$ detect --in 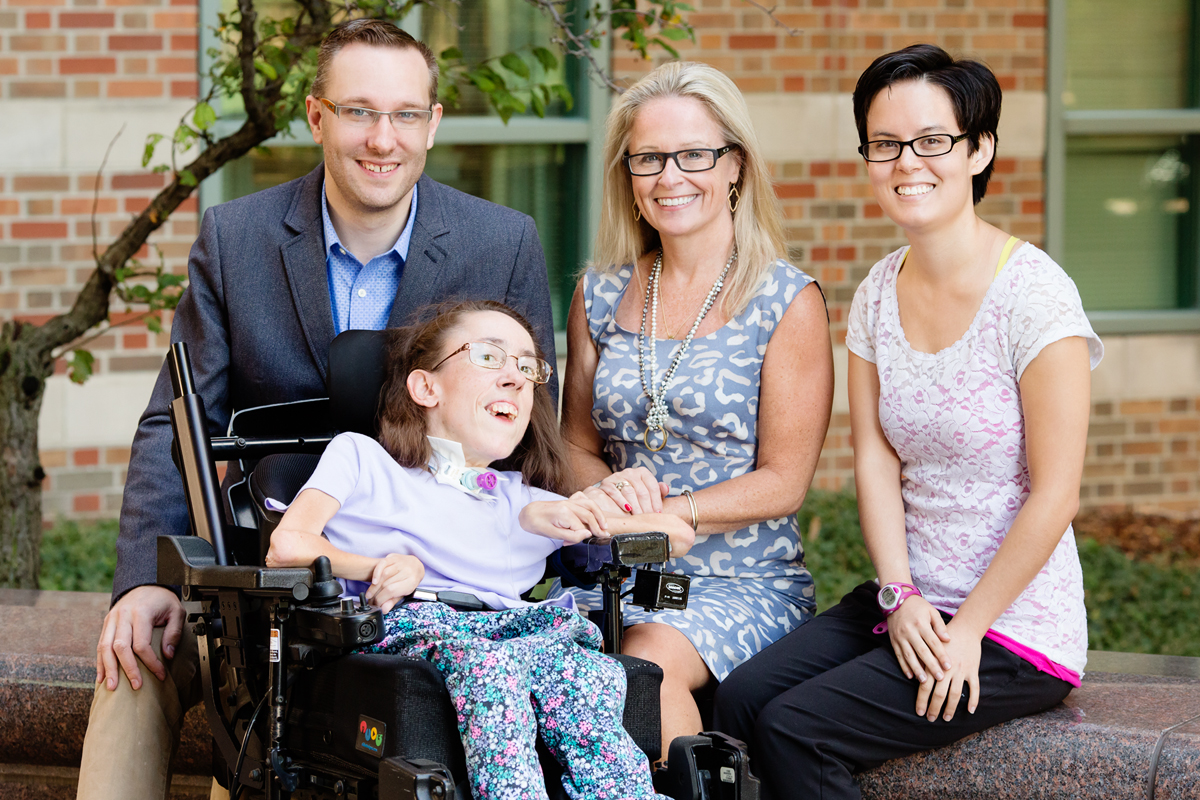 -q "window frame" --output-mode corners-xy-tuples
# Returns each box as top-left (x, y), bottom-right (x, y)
(1046, 0), (1200, 334)
(195, 0), (611, 329)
